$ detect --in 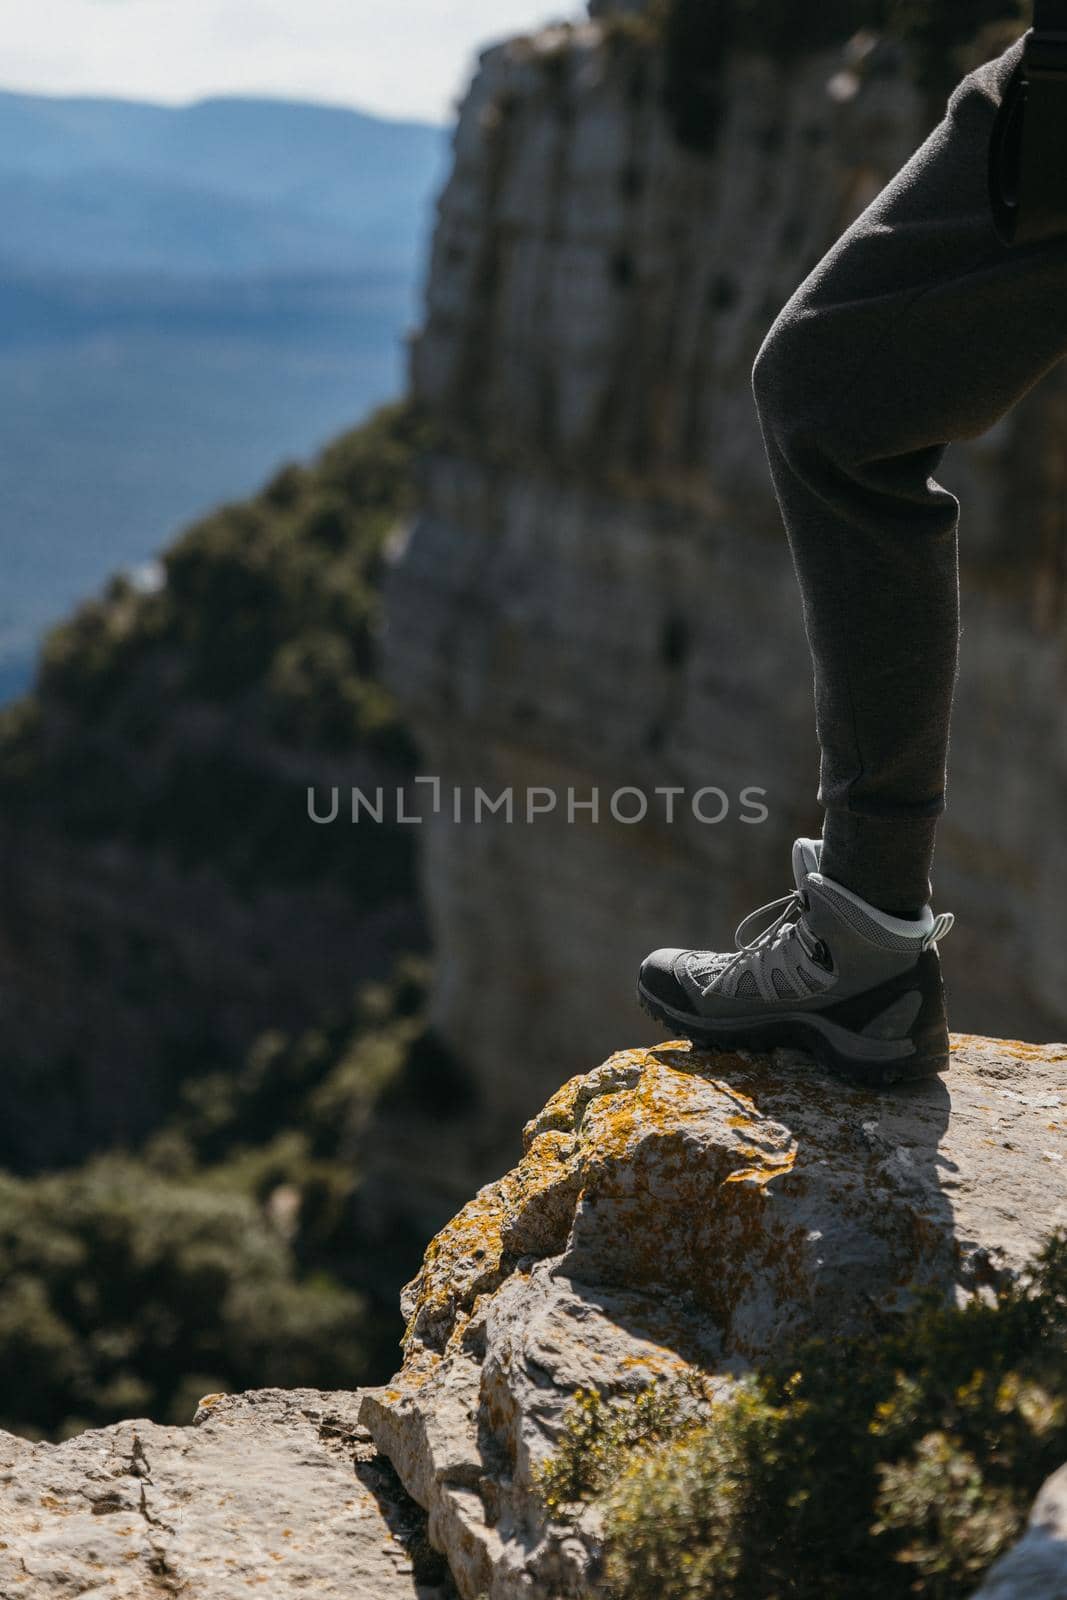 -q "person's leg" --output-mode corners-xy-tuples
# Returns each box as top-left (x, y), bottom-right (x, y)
(636, 30), (1067, 1081)
(751, 29), (1067, 917)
